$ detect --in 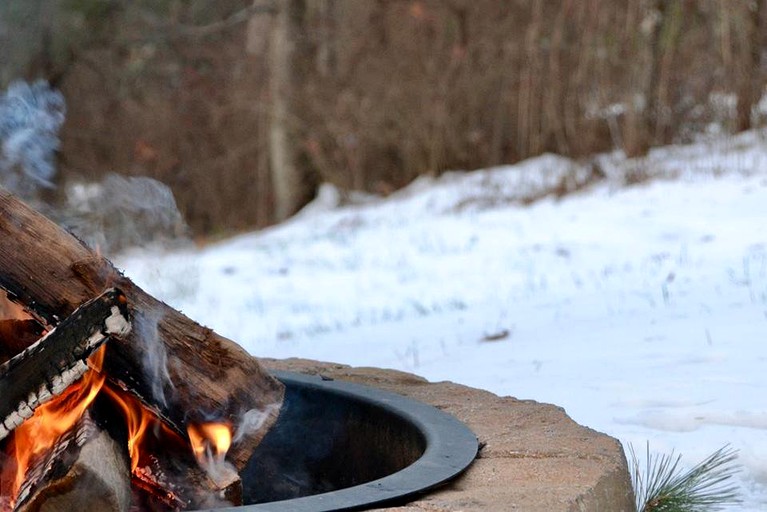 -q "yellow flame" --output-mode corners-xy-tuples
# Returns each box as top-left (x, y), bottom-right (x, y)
(101, 385), (153, 471)
(187, 422), (232, 466)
